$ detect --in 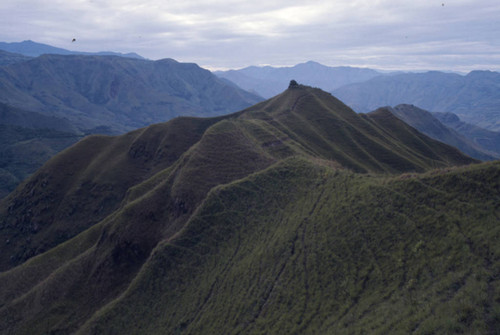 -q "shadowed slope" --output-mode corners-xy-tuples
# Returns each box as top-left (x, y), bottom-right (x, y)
(0, 115), (227, 270)
(0, 116), (277, 334)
